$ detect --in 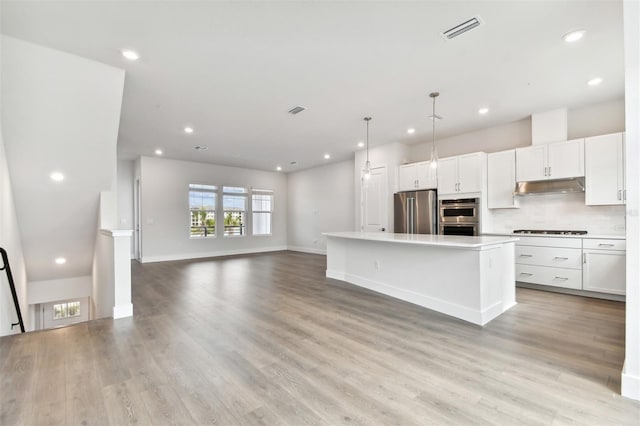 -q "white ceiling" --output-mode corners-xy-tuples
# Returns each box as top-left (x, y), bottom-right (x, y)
(1, 1), (625, 173)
